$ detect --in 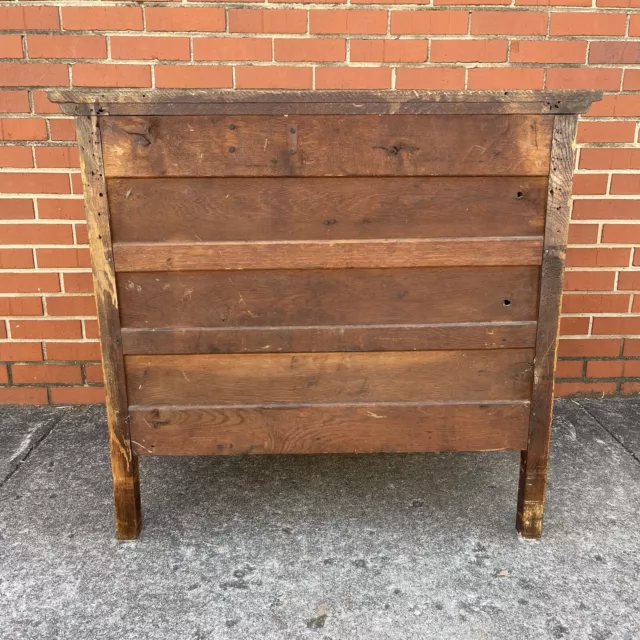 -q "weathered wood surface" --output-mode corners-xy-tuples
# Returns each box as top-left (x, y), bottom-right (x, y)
(125, 350), (534, 405)
(75, 116), (141, 540)
(117, 267), (540, 328)
(121, 322), (537, 355)
(108, 176), (547, 243)
(100, 115), (553, 177)
(113, 238), (544, 272)
(517, 114), (578, 540)
(129, 402), (531, 456)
